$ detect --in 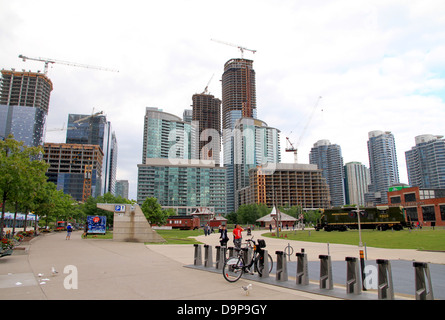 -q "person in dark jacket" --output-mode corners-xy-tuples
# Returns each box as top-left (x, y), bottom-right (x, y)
(219, 224), (229, 247)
